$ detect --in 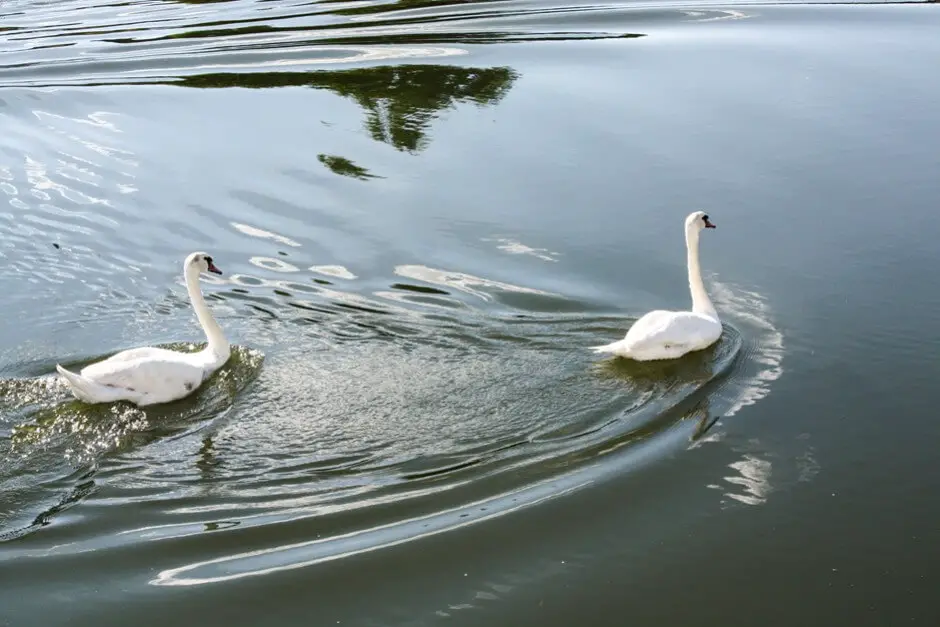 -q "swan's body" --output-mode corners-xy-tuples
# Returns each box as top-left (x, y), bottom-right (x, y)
(592, 211), (722, 361)
(56, 252), (230, 406)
